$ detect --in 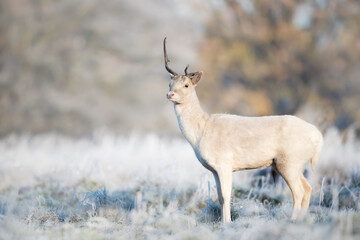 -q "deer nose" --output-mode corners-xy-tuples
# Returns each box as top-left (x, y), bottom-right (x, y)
(167, 91), (174, 99)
